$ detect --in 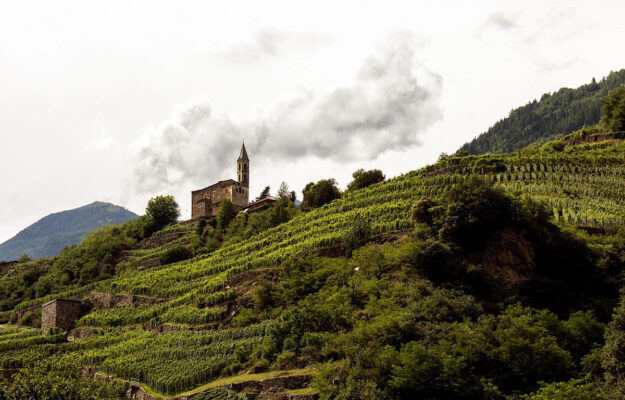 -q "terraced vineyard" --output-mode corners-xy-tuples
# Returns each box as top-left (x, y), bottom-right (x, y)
(2, 138), (625, 397)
